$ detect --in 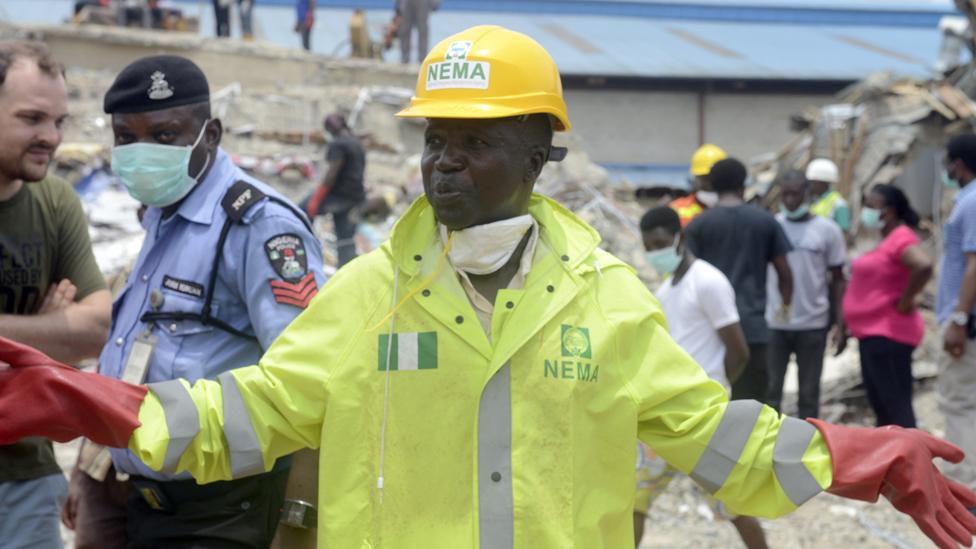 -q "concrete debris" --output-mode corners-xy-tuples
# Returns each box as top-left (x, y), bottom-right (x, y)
(754, 1), (976, 232)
